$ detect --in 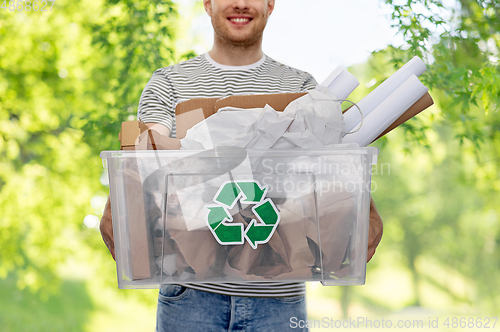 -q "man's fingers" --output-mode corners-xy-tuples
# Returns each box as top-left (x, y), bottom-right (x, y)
(367, 197), (383, 263)
(100, 196), (116, 261)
